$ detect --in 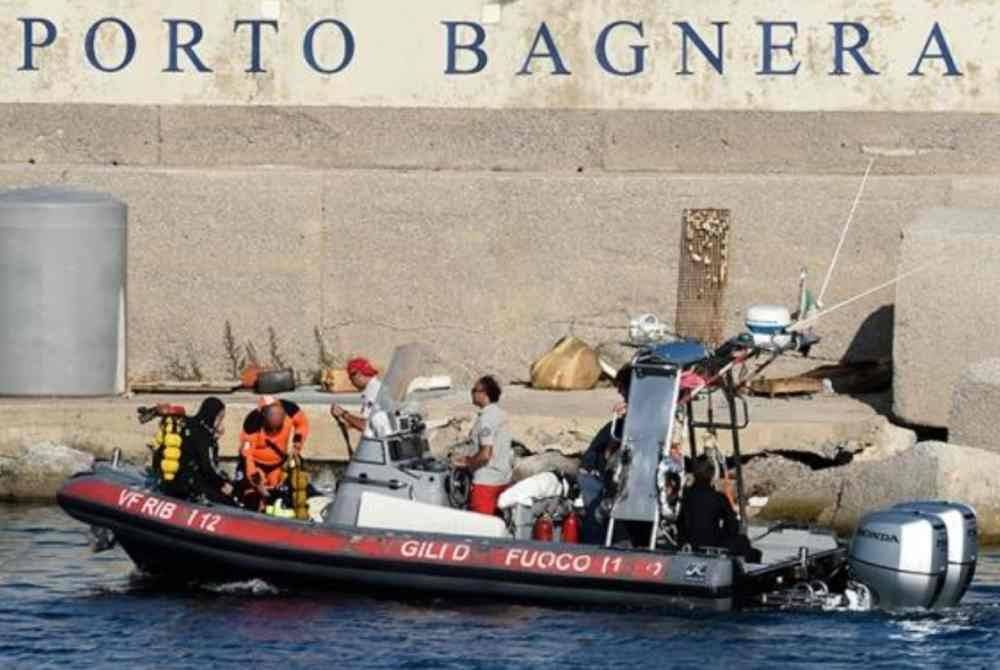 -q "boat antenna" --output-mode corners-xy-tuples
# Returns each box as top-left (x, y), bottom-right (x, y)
(817, 158), (876, 307)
